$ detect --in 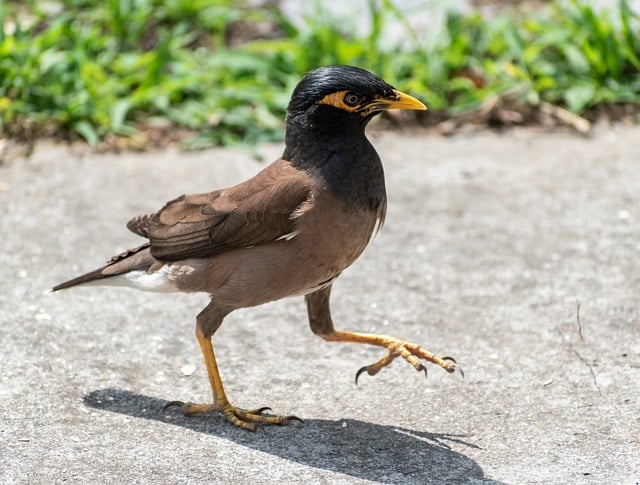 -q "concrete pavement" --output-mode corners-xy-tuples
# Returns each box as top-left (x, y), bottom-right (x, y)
(1, 126), (638, 483)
